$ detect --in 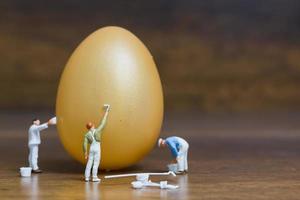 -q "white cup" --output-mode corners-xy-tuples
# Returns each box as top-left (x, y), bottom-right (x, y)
(167, 164), (178, 172)
(20, 167), (32, 177)
(131, 181), (143, 189)
(160, 181), (168, 189)
(136, 174), (149, 182)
